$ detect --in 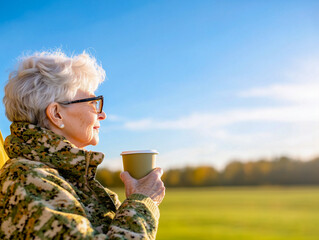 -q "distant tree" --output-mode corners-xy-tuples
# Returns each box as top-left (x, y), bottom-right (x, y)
(222, 161), (245, 185)
(268, 157), (294, 185)
(165, 169), (182, 187)
(96, 168), (124, 188)
(112, 170), (124, 187)
(181, 167), (196, 186)
(292, 157), (319, 185)
(95, 156), (319, 188)
(96, 168), (114, 187)
(256, 160), (272, 184)
(192, 166), (219, 186)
